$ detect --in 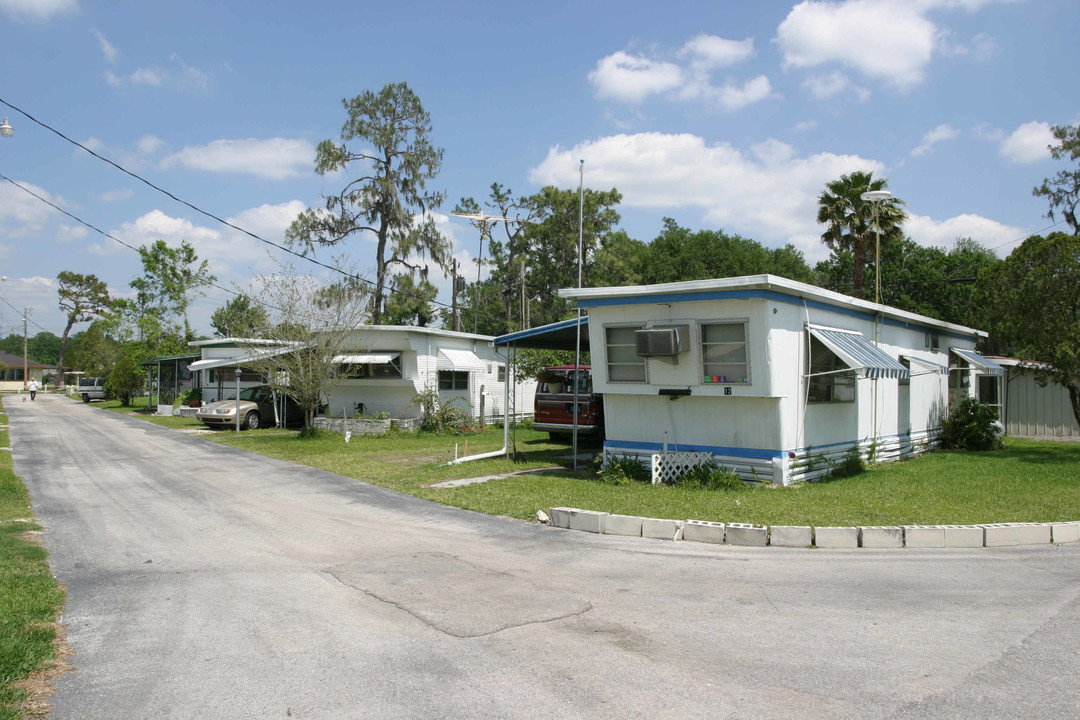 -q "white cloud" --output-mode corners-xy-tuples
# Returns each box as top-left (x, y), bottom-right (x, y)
(588, 51), (683, 104)
(160, 138), (315, 180)
(709, 76), (775, 111)
(590, 35), (771, 112)
(999, 121), (1054, 164)
(906, 212), (1023, 249)
(529, 131), (885, 261)
(130, 67), (165, 87)
(777, 0), (937, 89)
(90, 28), (118, 64)
(911, 123), (960, 156)
(98, 189), (133, 202)
(801, 71), (871, 101)
(680, 34), (754, 69)
(137, 135), (165, 155)
(0, 180), (62, 237)
(0, 0), (77, 22)
(56, 225), (88, 243)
